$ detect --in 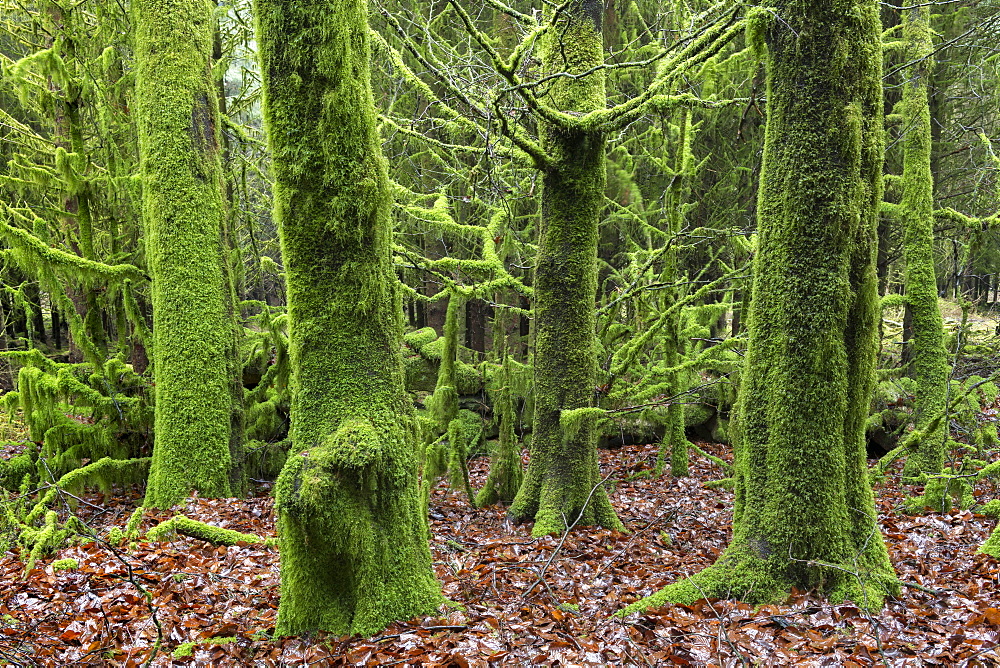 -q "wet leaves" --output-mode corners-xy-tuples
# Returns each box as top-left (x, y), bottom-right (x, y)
(1, 441), (999, 665)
